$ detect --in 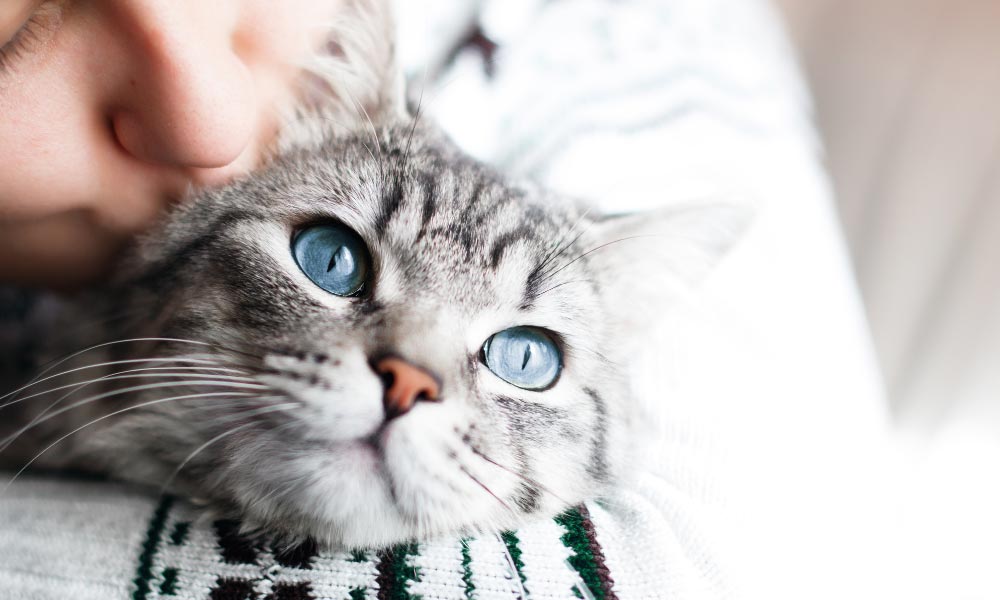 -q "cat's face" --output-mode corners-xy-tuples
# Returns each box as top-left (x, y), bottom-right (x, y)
(84, 122), (651, 547)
